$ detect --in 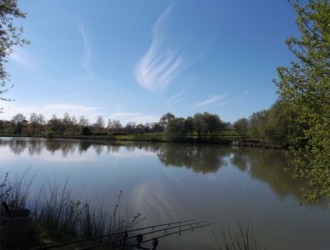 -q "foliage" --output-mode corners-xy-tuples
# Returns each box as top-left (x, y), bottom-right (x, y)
(163, 117), (186, 141)
(0, 171), (143, 248)
(247, 100), (292, 146)
(193, 112), (223, 138)
(0, 0), (29, 103)
(274, 0), (330, 200)
(0, 111), (228, 141)
(159, 112), (175, 129)
(80, 126), (92, 136)
(233, 118), (248, 138)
